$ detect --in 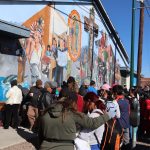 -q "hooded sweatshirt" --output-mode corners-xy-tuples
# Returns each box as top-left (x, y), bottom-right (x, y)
(38, 103), (110, 150)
